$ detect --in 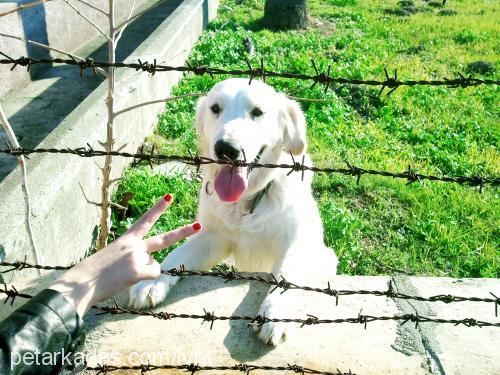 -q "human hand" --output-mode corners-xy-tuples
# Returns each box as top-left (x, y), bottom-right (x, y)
(49, 194), (201, 317)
